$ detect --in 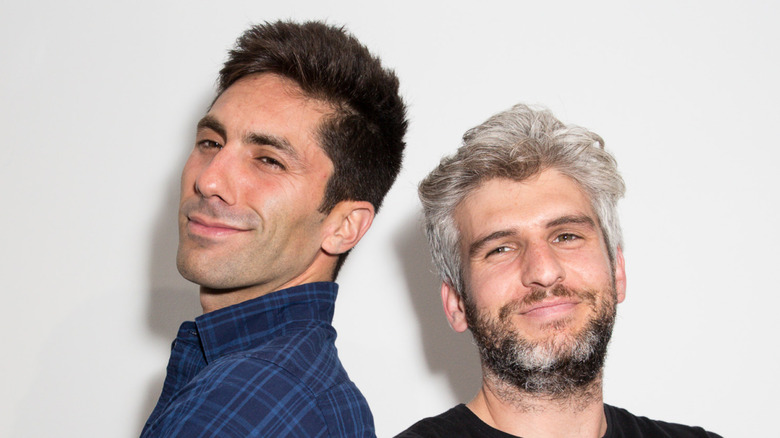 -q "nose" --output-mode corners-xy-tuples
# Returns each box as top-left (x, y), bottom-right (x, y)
(520, 241), (565, 289)
(193, 147), (237, 205)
